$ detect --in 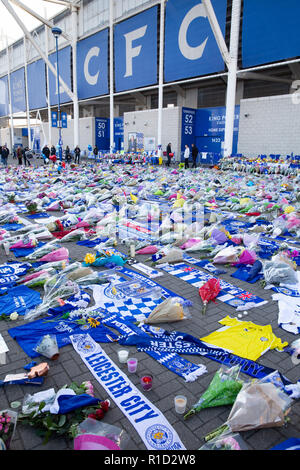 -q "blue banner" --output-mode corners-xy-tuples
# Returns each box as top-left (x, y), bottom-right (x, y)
(11, 67), (26, 113)
(114, 117), (124, 151)
(51, 111), (58, 128)
(164, 0), (227, 82)
(114, 6), (158, 92)
(61, 111), (68, 128)
(0, 76), (9, 117)
(95, 117), (110, 151)
(195, 106), (240, 154)
(242, 0), (300, 67)
(48, 46), (71, 105)
(181, 107), (196, 159)
(27, 59), (47, 110)
(77, 28), (109, 100)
